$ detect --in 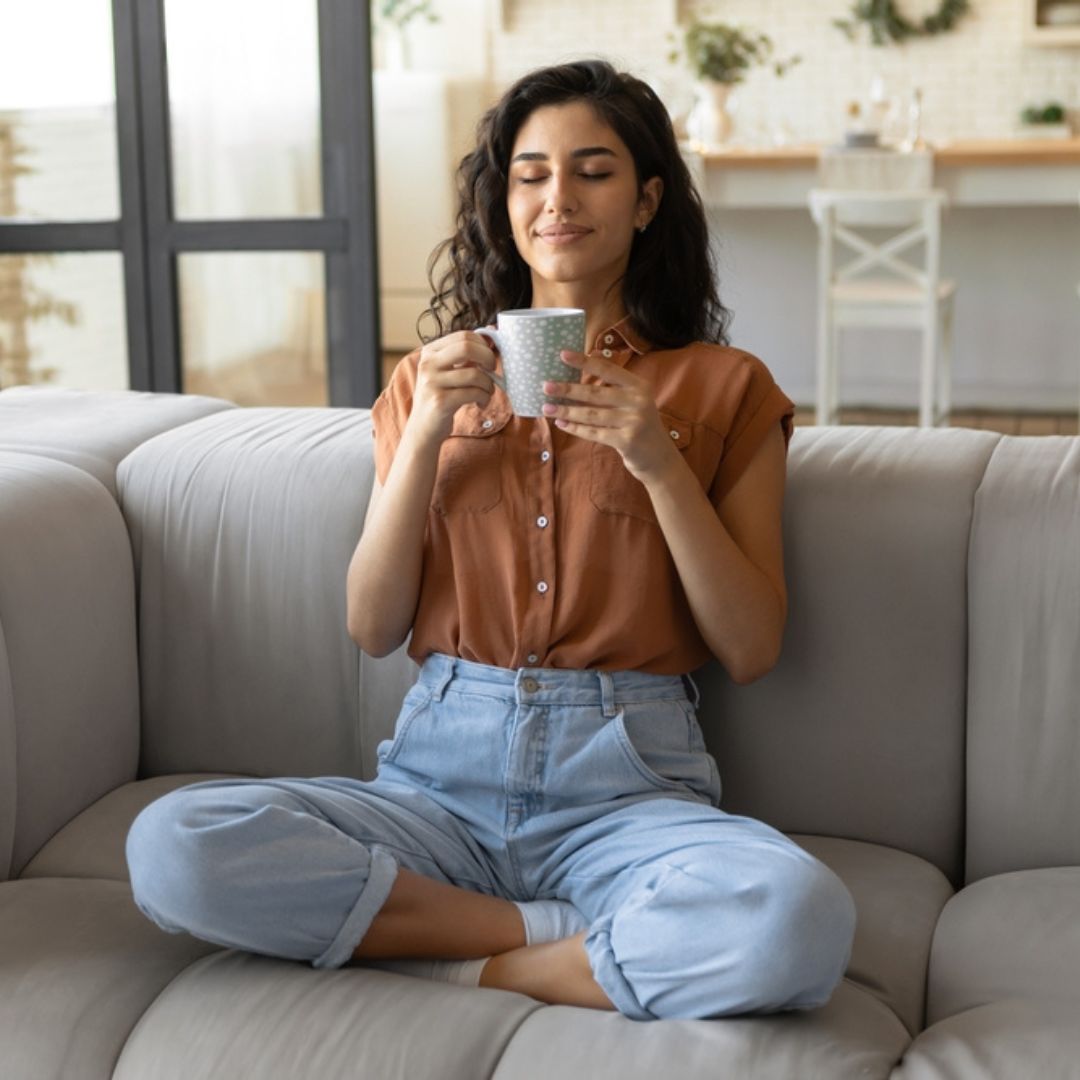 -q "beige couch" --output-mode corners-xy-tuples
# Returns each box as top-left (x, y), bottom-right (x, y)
(1, 385), (1078, 1079)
